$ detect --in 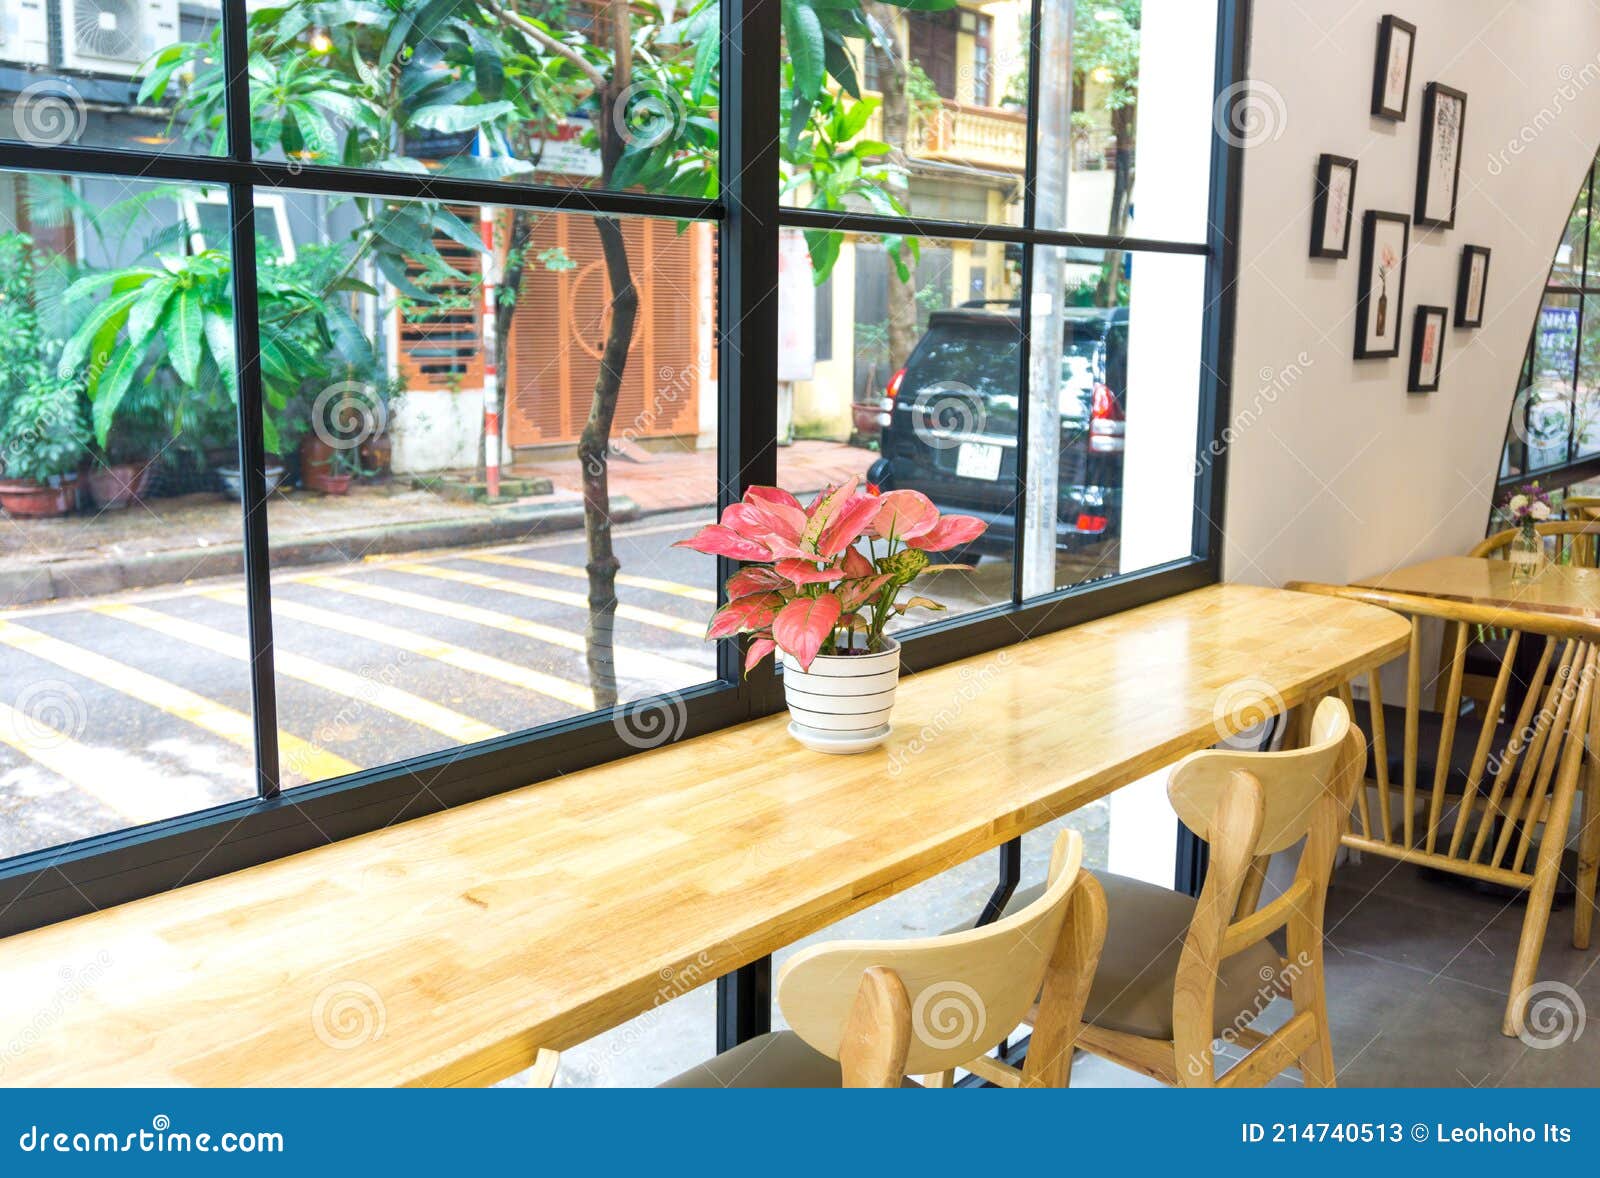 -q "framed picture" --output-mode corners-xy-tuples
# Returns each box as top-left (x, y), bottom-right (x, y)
(1454, 244), (1491, 327)
(1355, 210), (1410, 359)
(1415, 82), (1467, 228)
(1371, 15), (1416, 120)
(1310, 154), (1358, 259)
(1409, 305), (1447, 392)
